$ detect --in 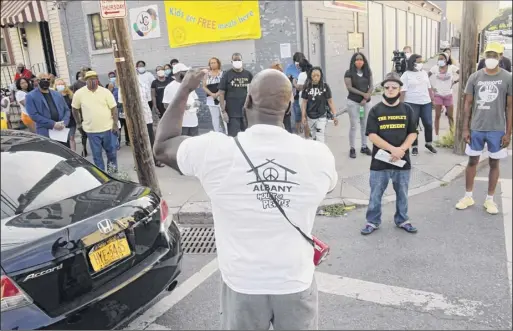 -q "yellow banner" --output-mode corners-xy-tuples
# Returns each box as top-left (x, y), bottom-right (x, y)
(164, 0), (261, 48)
